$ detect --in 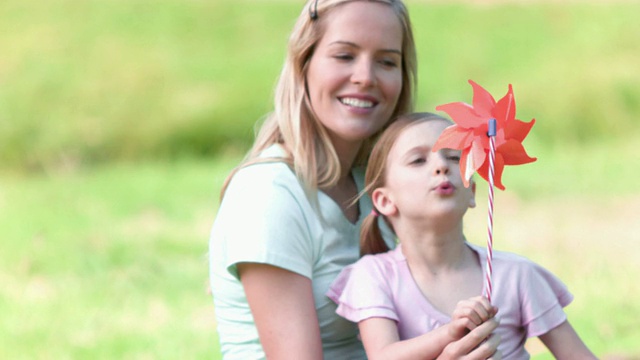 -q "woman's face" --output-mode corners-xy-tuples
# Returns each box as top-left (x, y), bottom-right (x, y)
(306, 1), (403, 152)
